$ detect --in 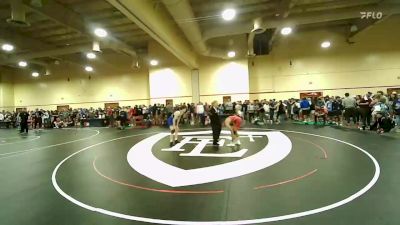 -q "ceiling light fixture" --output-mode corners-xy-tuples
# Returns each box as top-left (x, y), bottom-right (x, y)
(227, 51), (236, 58)
(222, 9), (236, 21)
(85, 66), (94, 72)
(86, 52), (96, 59)
(281, 27), (292, 35)
(150, 59), (159, 66)
(94, 28), (107, 38)
(1, 43), (14, 52)
(18, 61), (28, 67)
(32, 72), (39, 77)
(321, 41), (331, 48)
(92, 41), (101, 52)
